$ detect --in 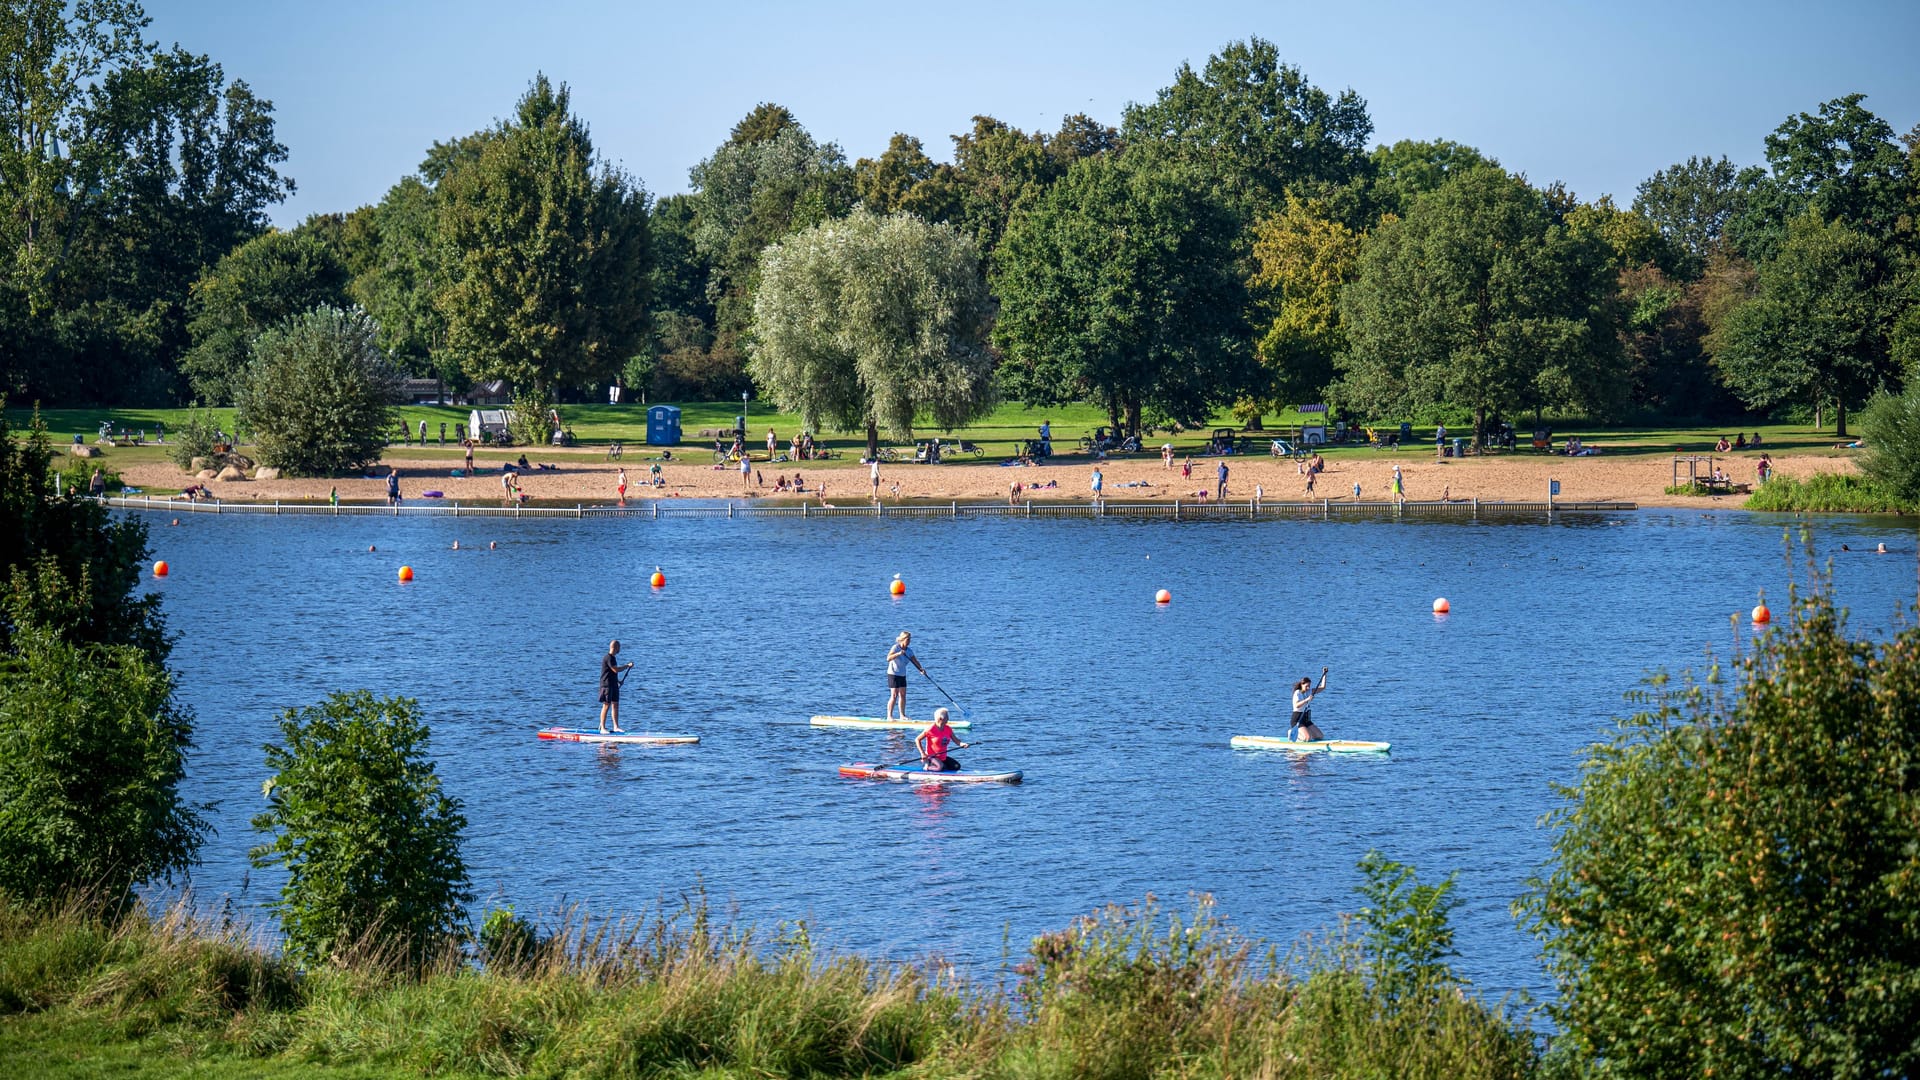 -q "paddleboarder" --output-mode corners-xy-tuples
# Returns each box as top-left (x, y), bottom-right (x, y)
(1290, 667), (1329, 742)
(916, 708), (968, 772)
(598, 640), (634, 734)
(886, 631), (927, 722)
